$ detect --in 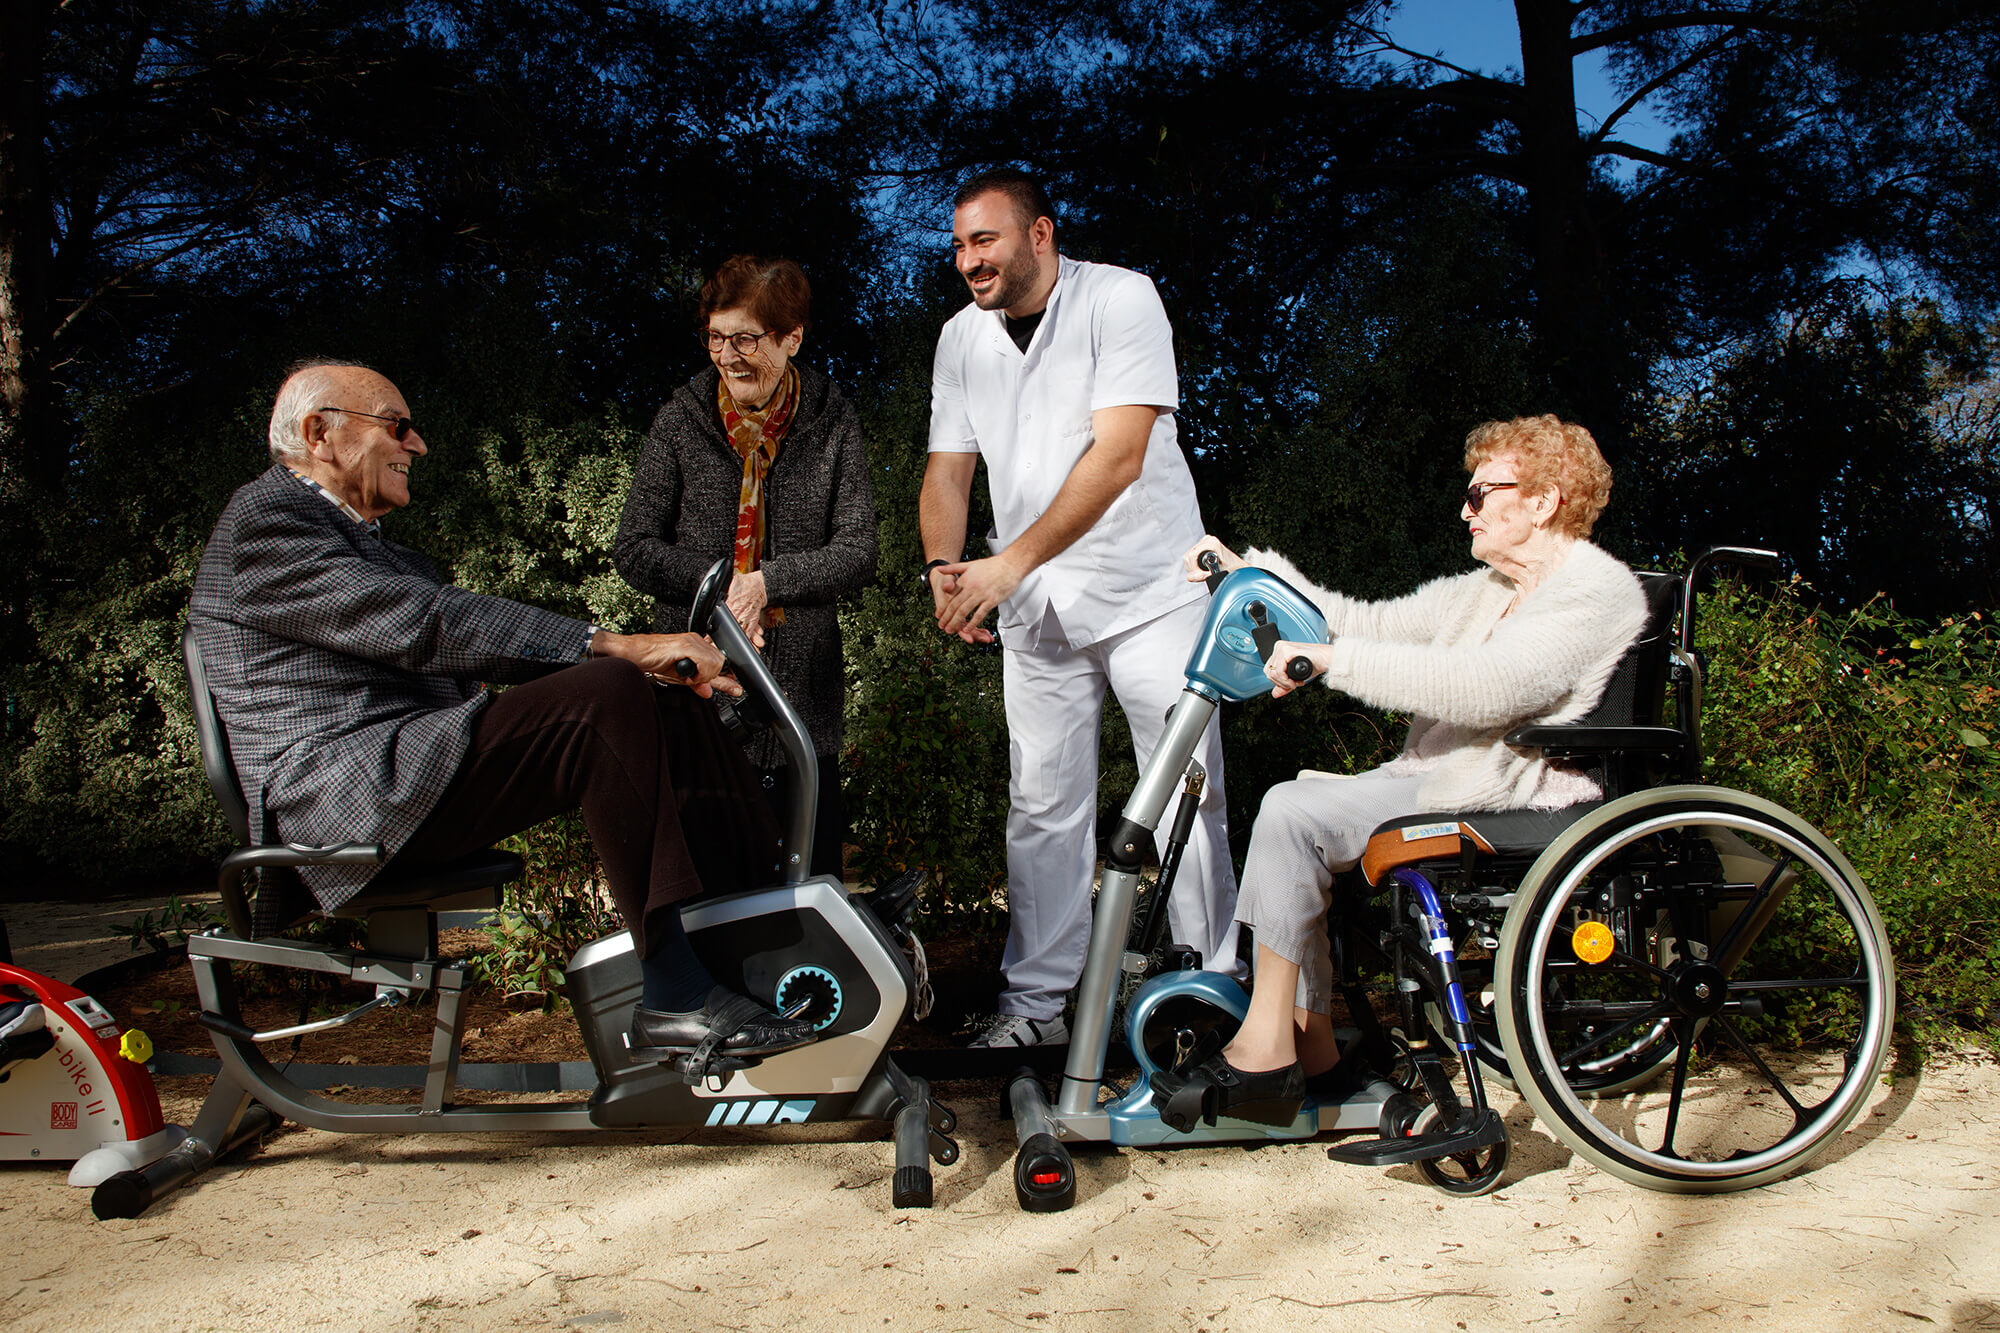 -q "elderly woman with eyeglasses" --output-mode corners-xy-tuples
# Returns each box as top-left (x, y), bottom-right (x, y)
(1155, 415), (1647, 1126)
(615, 255), (877, 879)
